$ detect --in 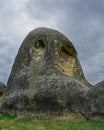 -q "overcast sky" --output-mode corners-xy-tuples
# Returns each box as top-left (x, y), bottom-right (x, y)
(0, 0), (104, 85)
